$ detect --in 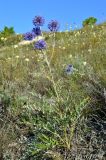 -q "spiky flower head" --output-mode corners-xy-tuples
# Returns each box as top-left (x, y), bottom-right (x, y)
(48, 20), (60, 32)
(34, 40), (46, 50)
(32, 27), (41, 36)
(65, 64), (74, 75)
(23, 32), (35, 40)
(33, 16), (45, 26)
